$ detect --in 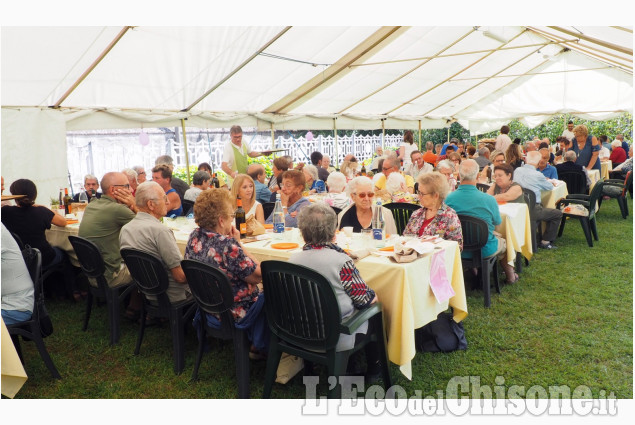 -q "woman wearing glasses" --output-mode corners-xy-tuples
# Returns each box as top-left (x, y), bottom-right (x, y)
(403, 172), (463, 249)
(264, 169), (310, 228)
(337, 176), (397, 234)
